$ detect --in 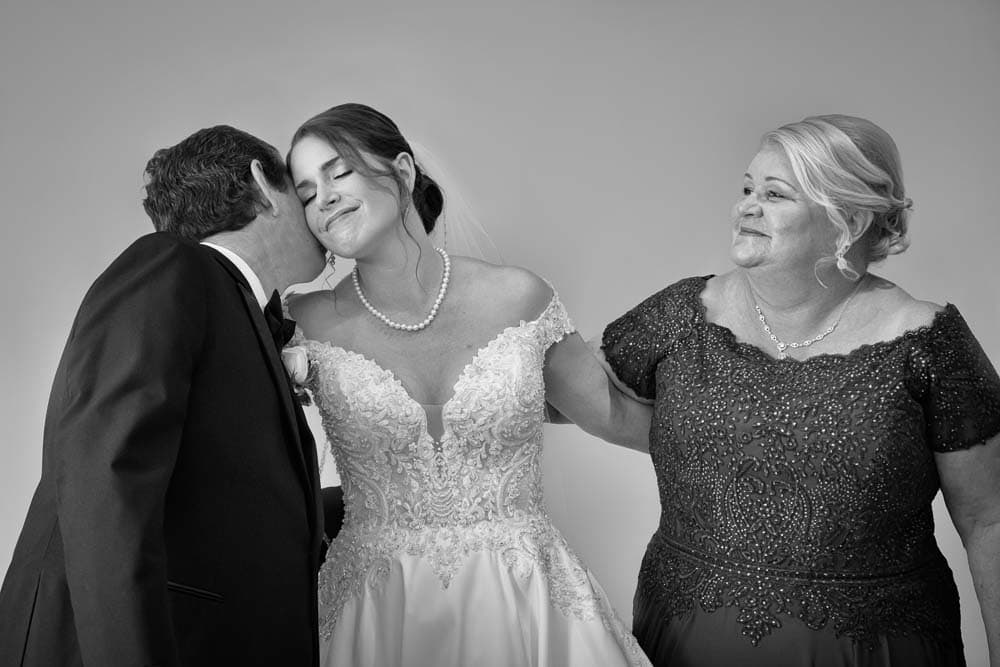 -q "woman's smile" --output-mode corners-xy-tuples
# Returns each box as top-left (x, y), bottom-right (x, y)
(323, 204), (360, 232)
(737, 225), (769, 237)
